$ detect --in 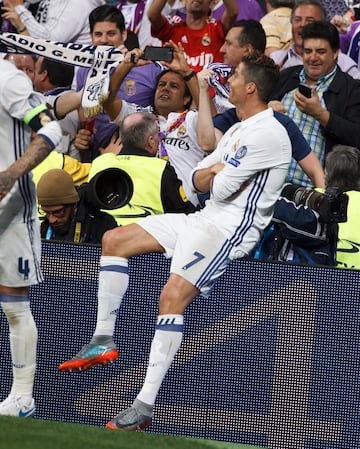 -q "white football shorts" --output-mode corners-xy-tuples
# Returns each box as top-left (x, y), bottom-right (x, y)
(0, 220), (43, 287)
(139, 213), (246, 297)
